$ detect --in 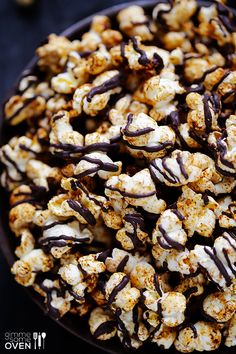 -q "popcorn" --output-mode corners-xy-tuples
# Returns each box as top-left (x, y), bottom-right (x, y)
(152, 209), (187, 250)
(36, 211), (93, 258)
(105, 272), (140, 311)
(153, 0), (197, 31)
(190, 232), (236, 289)
(105, 169), (166, 214)
(135, 69), (185, 121)
(73, 70), (122, 116)
(111, 36), (167, 73)
(121, 112), (175, 160)
(116, 208), (148, 250)
(4, 95), (46, 125)
(117, 6), (156, 41)
(219, 199), (236, 228)
(12, 248), (53, 286)
(225, 313), (236, 347)
(36, 279), (72, 319)
(151, 324), (177, 349)
(175, 321), (221, 352)
(150, 150), (213, 187)
(2, 1), (236, 351)
(177, 186), (220, 237)
(89, 307), (116, 340)
(0, 135), (42, 189)
(186, 92), (221, 133)
(68, 151), (122, 180)
(214, 115), (236, 177)
(203, 286), (236, 322)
